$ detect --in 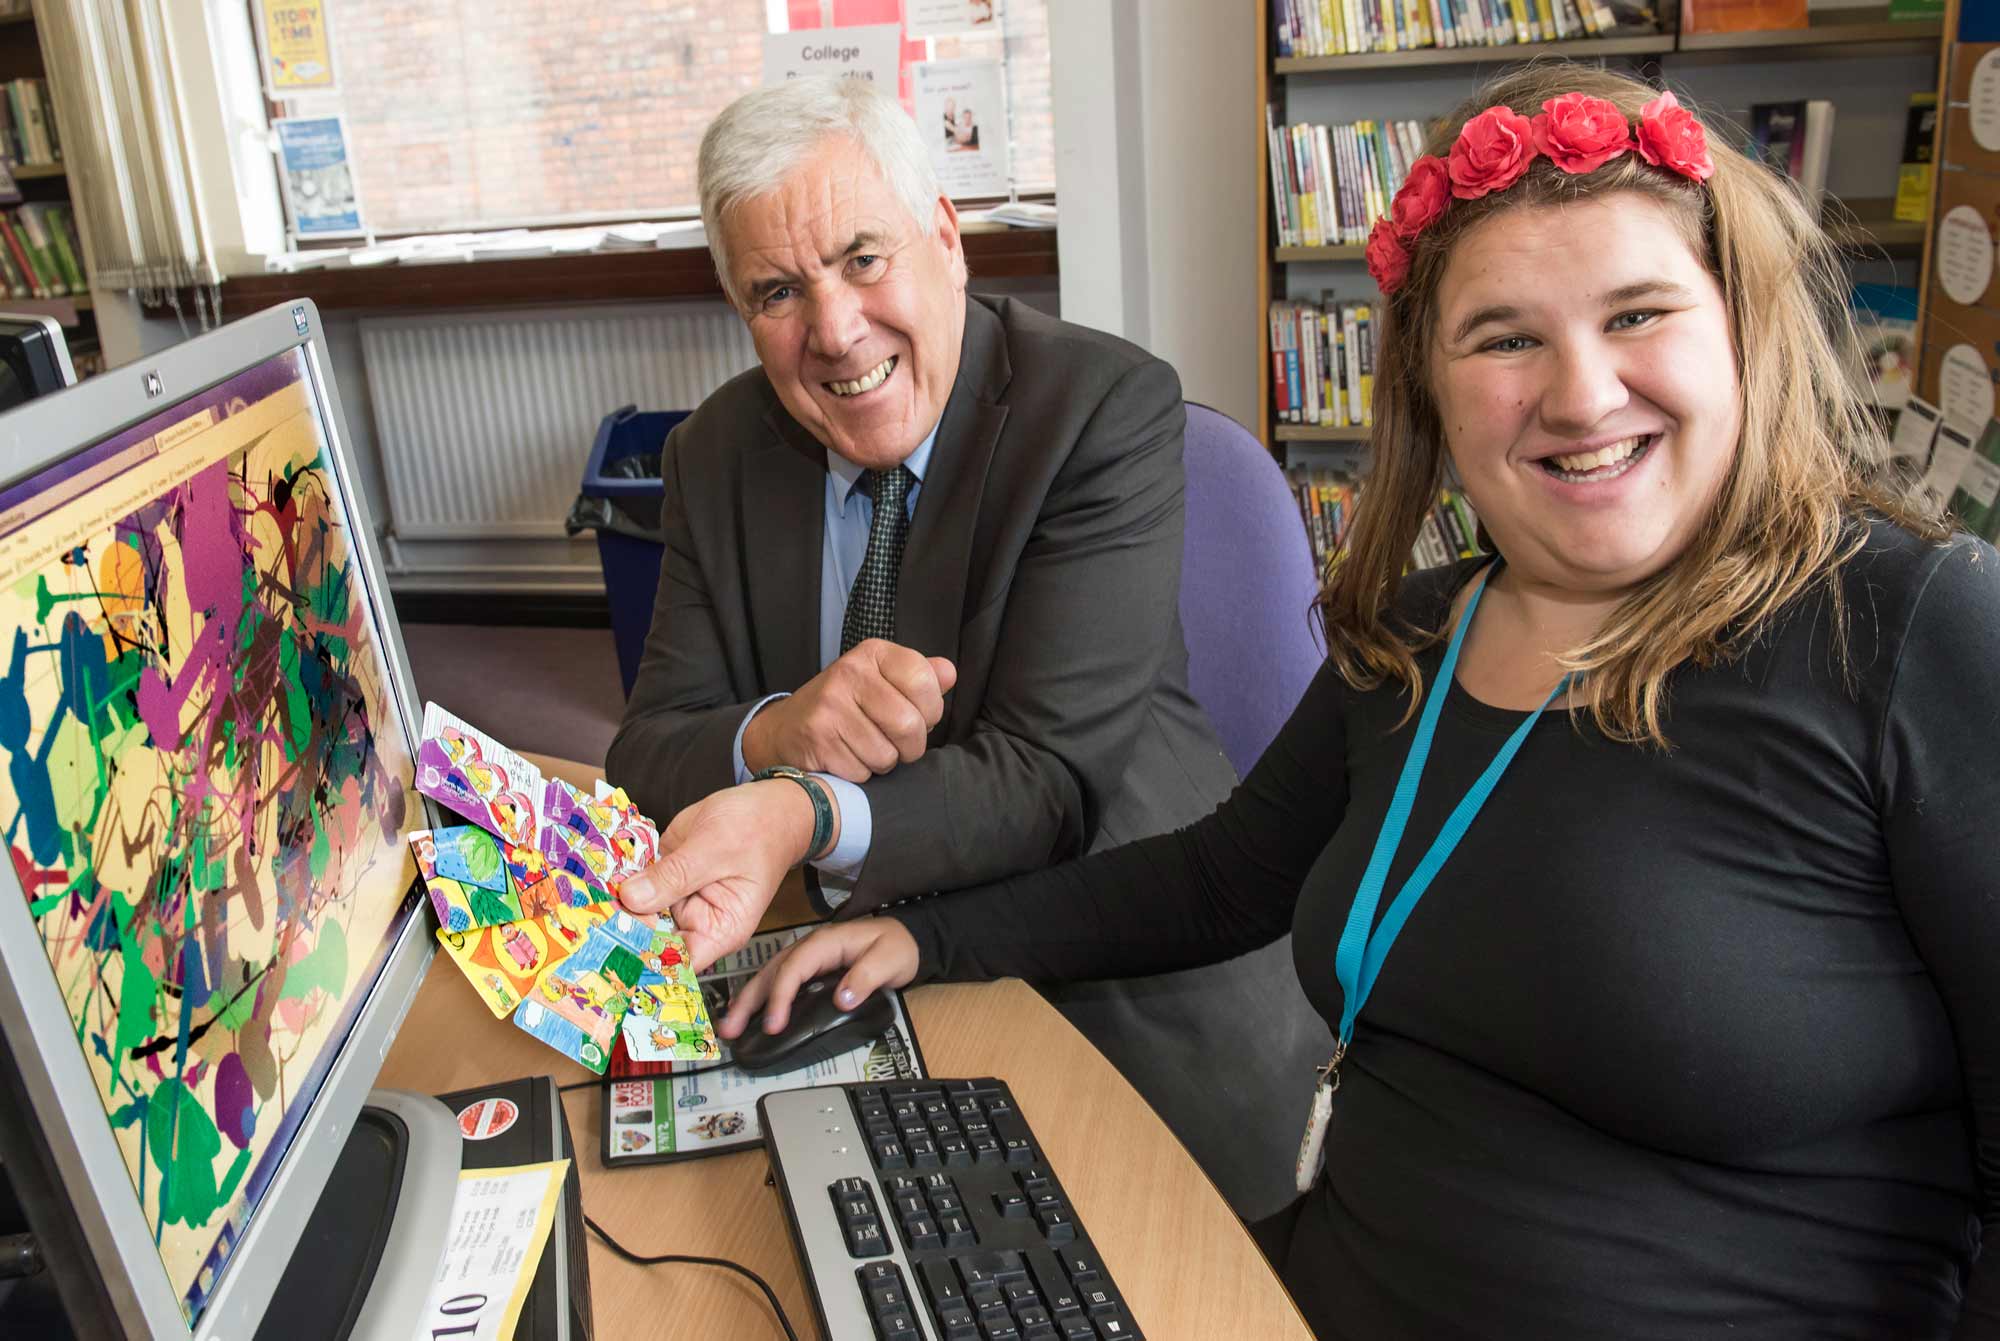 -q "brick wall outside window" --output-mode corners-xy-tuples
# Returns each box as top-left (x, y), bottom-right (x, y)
(318, 1), (1053, 237)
